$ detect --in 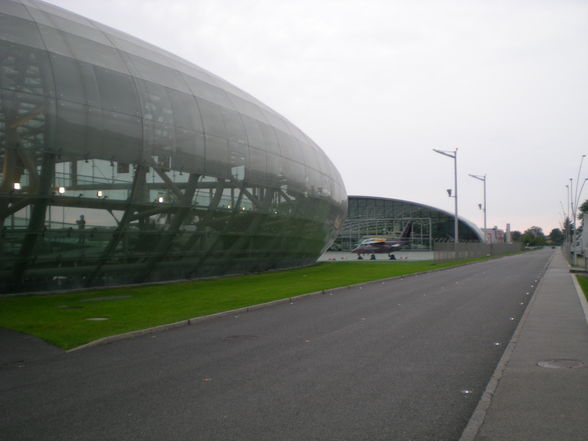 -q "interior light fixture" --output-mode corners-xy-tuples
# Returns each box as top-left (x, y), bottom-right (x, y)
(97, 190), (104, 198)
(13, 182), (21, 190)
(58, 186), (65, 194)
(157, 196), (164, 203)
